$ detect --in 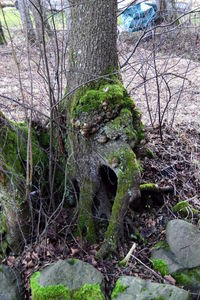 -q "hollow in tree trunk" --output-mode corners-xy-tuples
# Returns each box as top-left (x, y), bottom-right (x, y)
(65, 0), (143, 258)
